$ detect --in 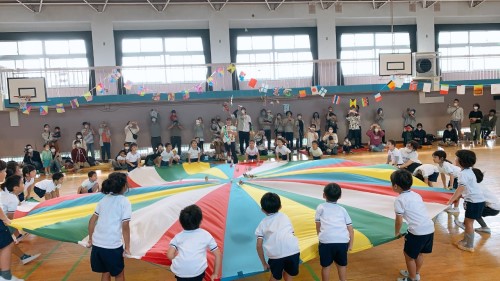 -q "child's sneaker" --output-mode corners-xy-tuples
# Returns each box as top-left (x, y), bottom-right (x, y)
(0, 276), (24, 281)
(445, 206), (460, 213)
(456, 240), (474, 252)
(20, 253), (41, 265)
(454, 219), (465, 230)
(397, 277), (416, 281)
(399, 270), (421, 281)
(475, 227), (491, 234)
